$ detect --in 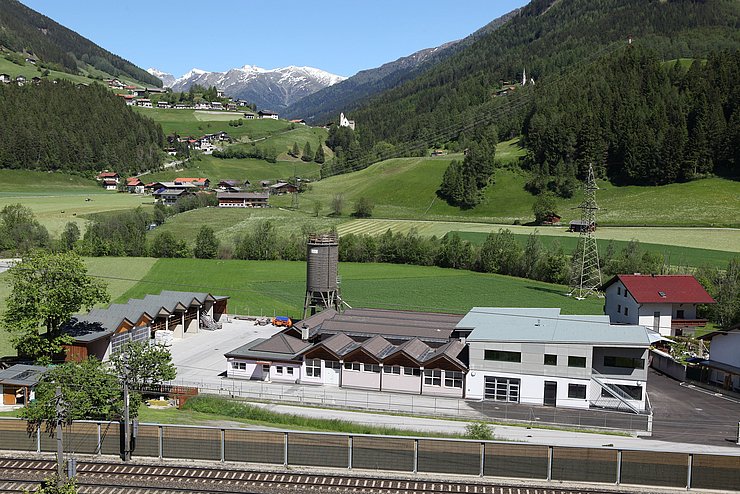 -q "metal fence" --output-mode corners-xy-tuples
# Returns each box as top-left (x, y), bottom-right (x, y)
(166, 379), (651, 433)
(0, 418), (737, 490)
